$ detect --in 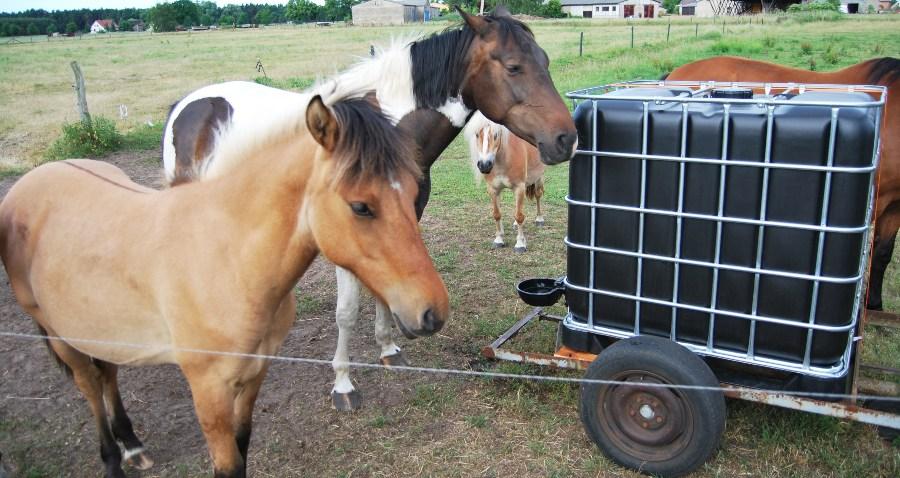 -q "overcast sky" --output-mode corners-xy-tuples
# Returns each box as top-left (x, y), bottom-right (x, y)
(3, 1), (291, 14)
